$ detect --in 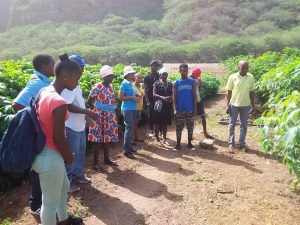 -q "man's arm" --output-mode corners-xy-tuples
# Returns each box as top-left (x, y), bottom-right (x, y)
(12, 102), (25, 112)
(144, 81), (150, 106)
(193, 80), (197, 116)
(250, 91), (256, 114)
(67, 104), (98, 120)
(226, 90), (232, 114)
(172, 82), (177, 115)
